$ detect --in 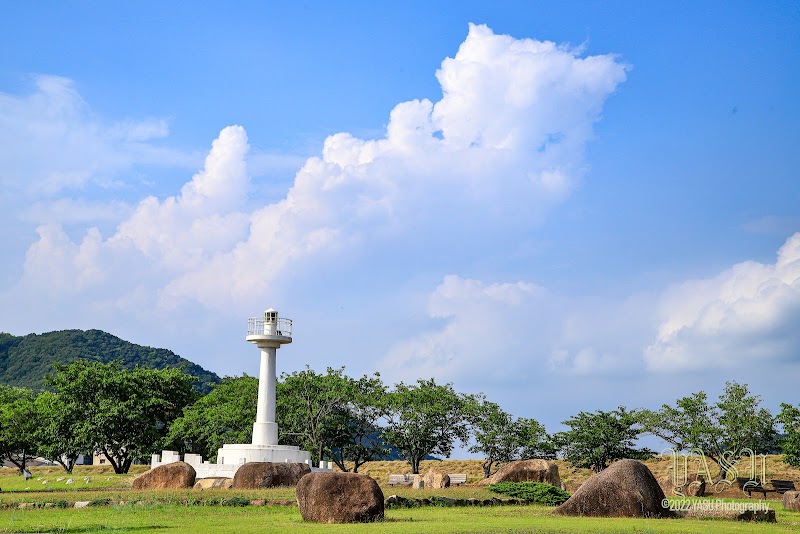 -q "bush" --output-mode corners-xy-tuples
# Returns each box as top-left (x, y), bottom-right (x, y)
(88, 498), (111, 507)
(488, 482), (569, 506)
(222, 496), (251, 507)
